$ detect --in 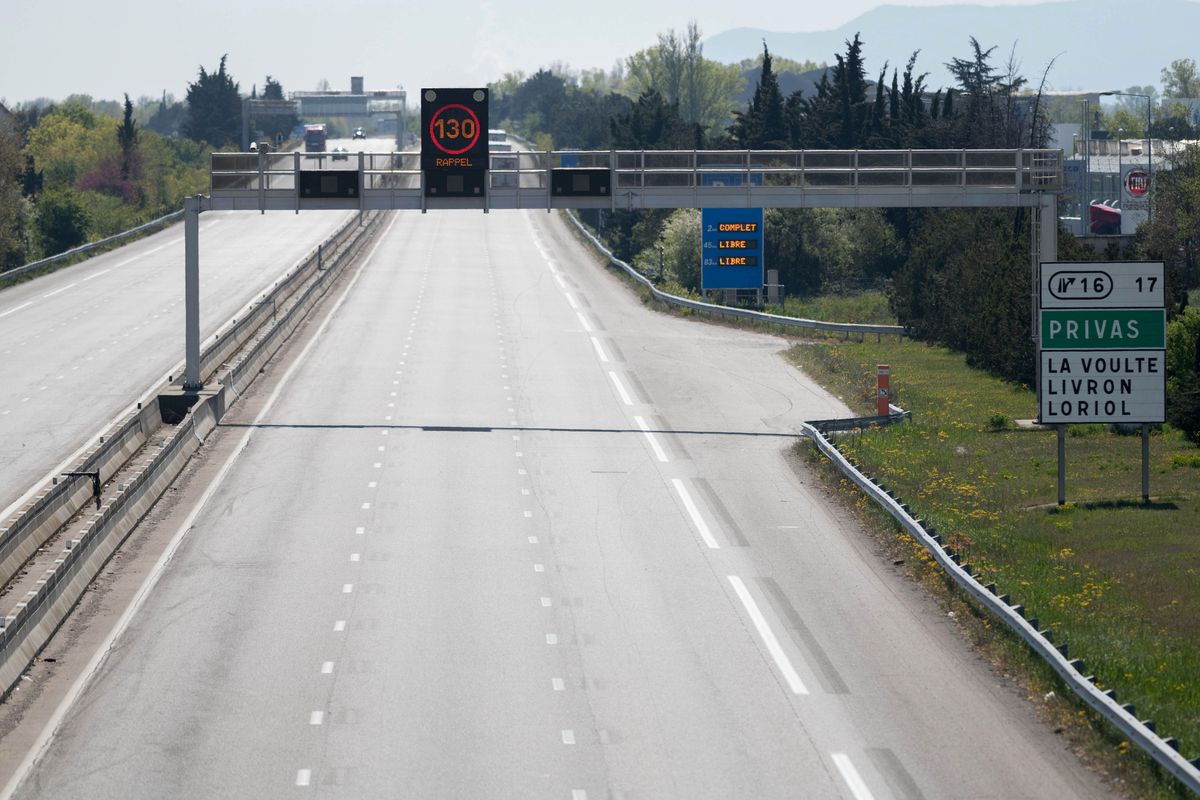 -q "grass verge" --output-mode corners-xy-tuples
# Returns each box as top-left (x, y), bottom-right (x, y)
(788, 337), (1199, 797)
